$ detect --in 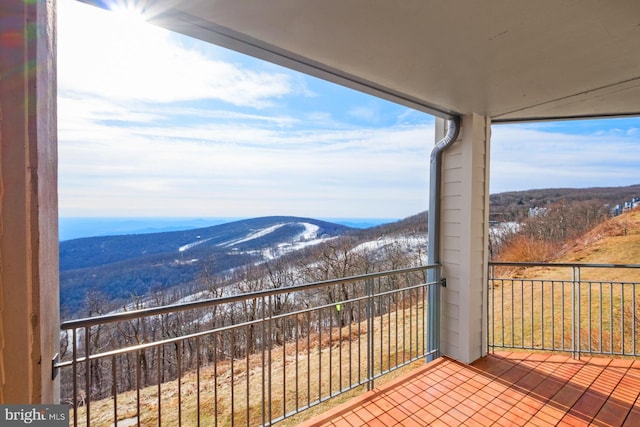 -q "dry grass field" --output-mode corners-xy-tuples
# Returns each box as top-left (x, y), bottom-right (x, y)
(490, 208), (640, 354)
